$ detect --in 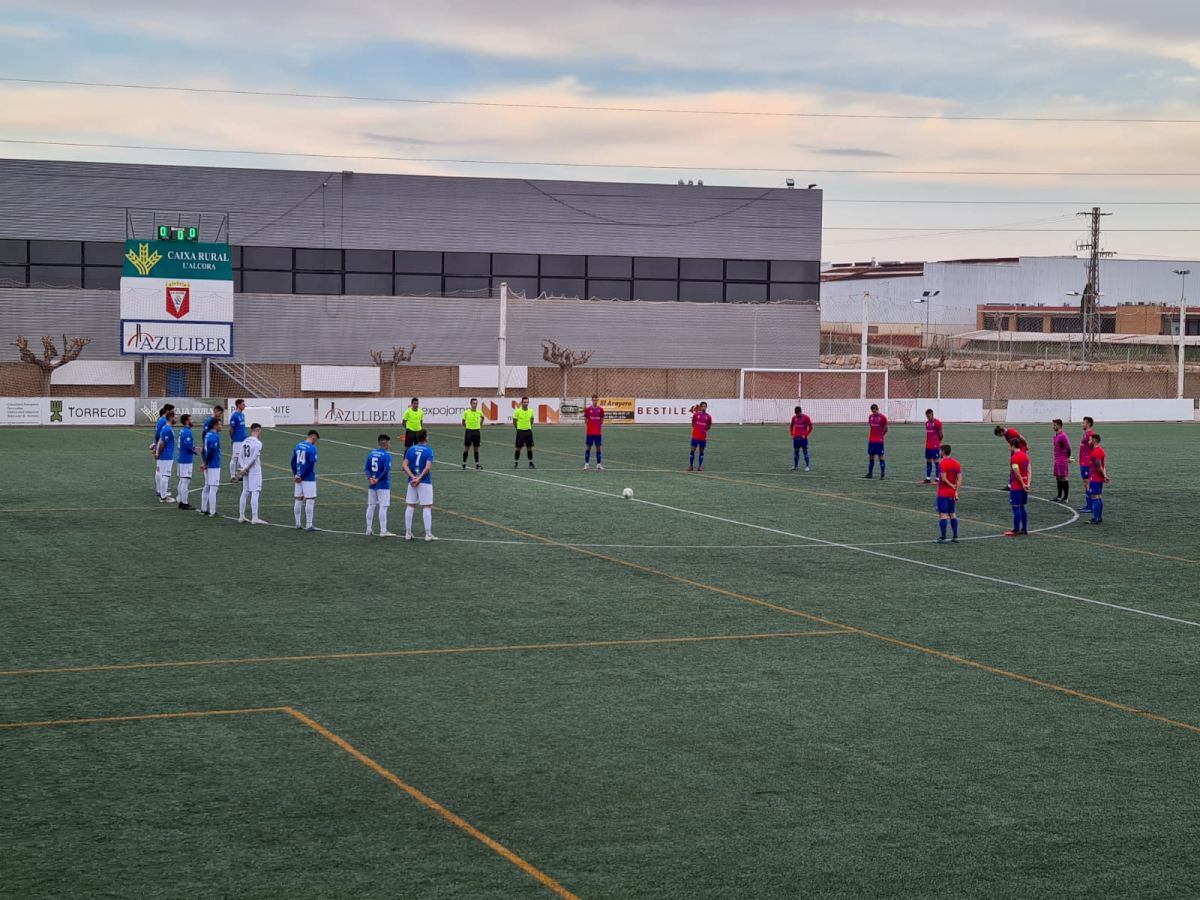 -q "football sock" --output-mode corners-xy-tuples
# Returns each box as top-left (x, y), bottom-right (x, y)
(199, 488), (207, 513)
(1020, 507), (1029, 531)
(867, 458), (875, 475)
(366, 498), (375, 532)
(794, 449), (800, 467)
(250, 492), (259, 519)
(514, 449), (520, 462)
(422, 508), (432, 534)
(1092, 497), (1103, 520)
(934, 461), (941, 479)
(697, 451), (704, 467)
(584, 448), (590, 462)
(462, 450), (468, 463)
(527, 450), (534, 462)
(239, 490), (248, 519)
(689, 450), (695, 467)
(473, 450), (479, 463)
(596, 450), (602, 464)
(939, 519), (947, 538)
(378, 505), (387, 533)
(305, 499), (315, 528)
(1081, 480), (1091, 508)
(405, 506), (414, 533)
(926, 461), (933, 479)
(880, 460), (886, 477)
(951, 517), (959, 538)
(177, 477), (190, 504)
(1012, 508), (1021, 531)
(294, 500), (303, 527)
(803, 449), (810, 466)
(1062, 480), (1069, 501)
